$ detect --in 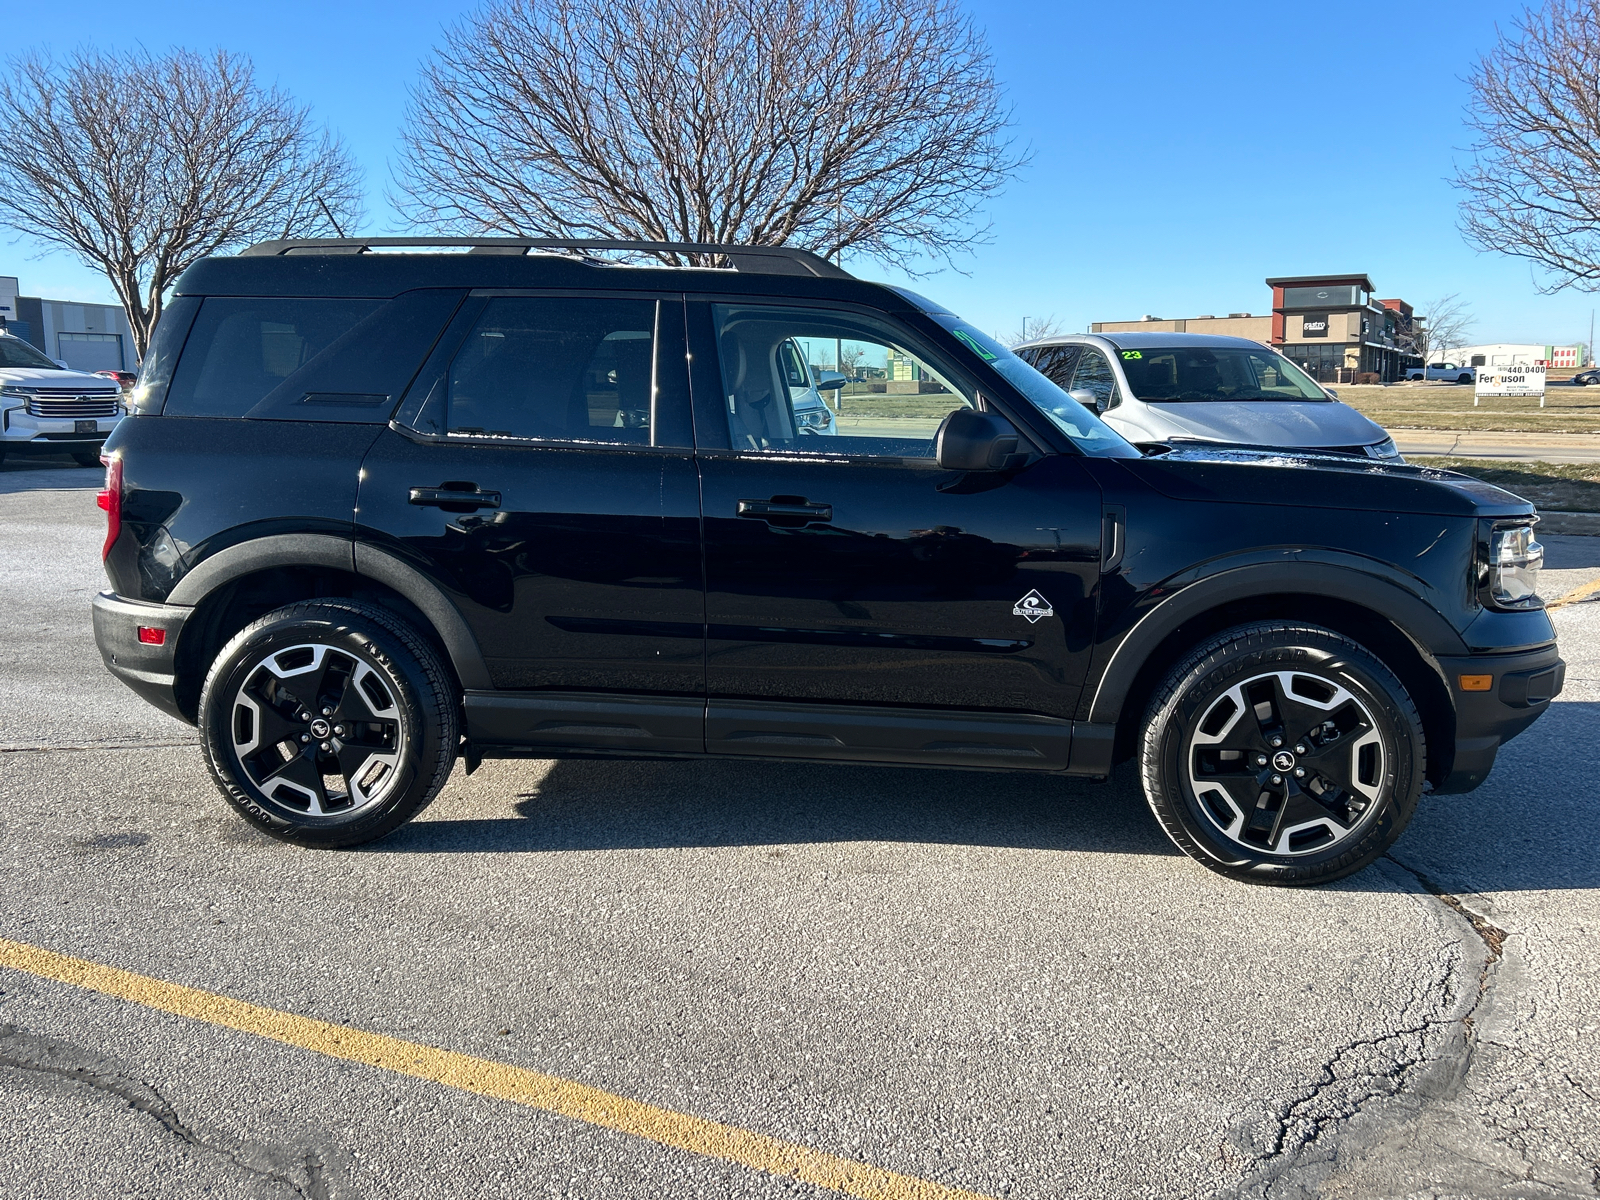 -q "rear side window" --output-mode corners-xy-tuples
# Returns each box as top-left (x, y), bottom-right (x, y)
(445, 297), (657, 444)
(164, 298), (380, 417)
